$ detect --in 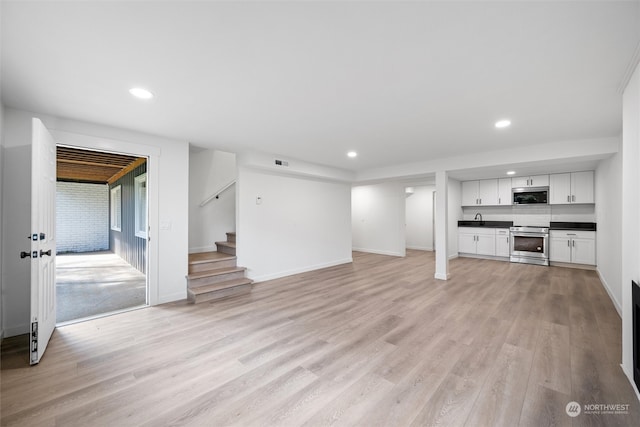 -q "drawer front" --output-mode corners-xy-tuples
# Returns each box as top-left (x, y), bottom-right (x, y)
(495, 228), (509, 236)
(550, 230), (595, 240)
